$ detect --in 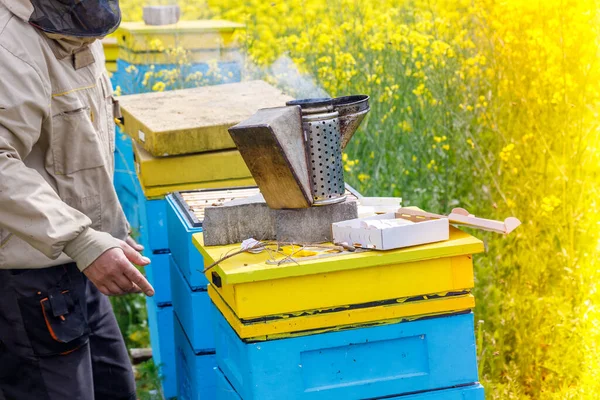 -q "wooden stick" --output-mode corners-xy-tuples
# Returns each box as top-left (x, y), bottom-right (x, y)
(129, 348), (153, 365)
